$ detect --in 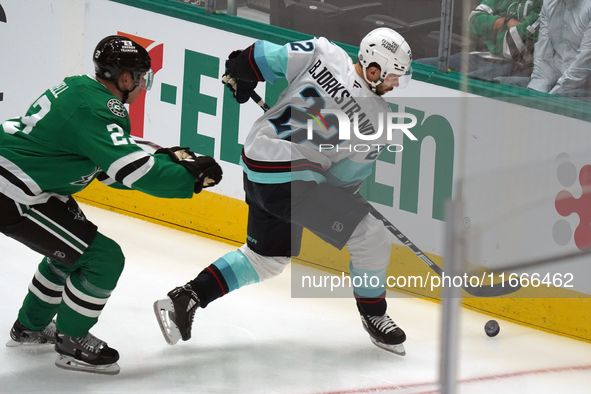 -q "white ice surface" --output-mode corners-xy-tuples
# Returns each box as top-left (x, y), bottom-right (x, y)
(1, 203), (590, 393)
